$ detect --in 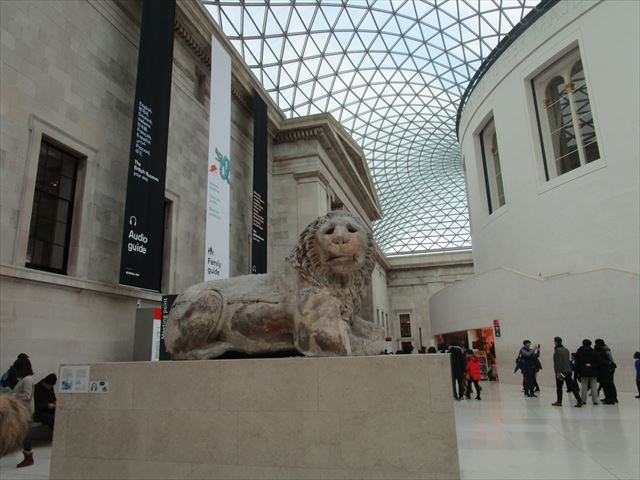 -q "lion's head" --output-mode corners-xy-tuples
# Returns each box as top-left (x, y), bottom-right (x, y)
(287, 210), (374, 321)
